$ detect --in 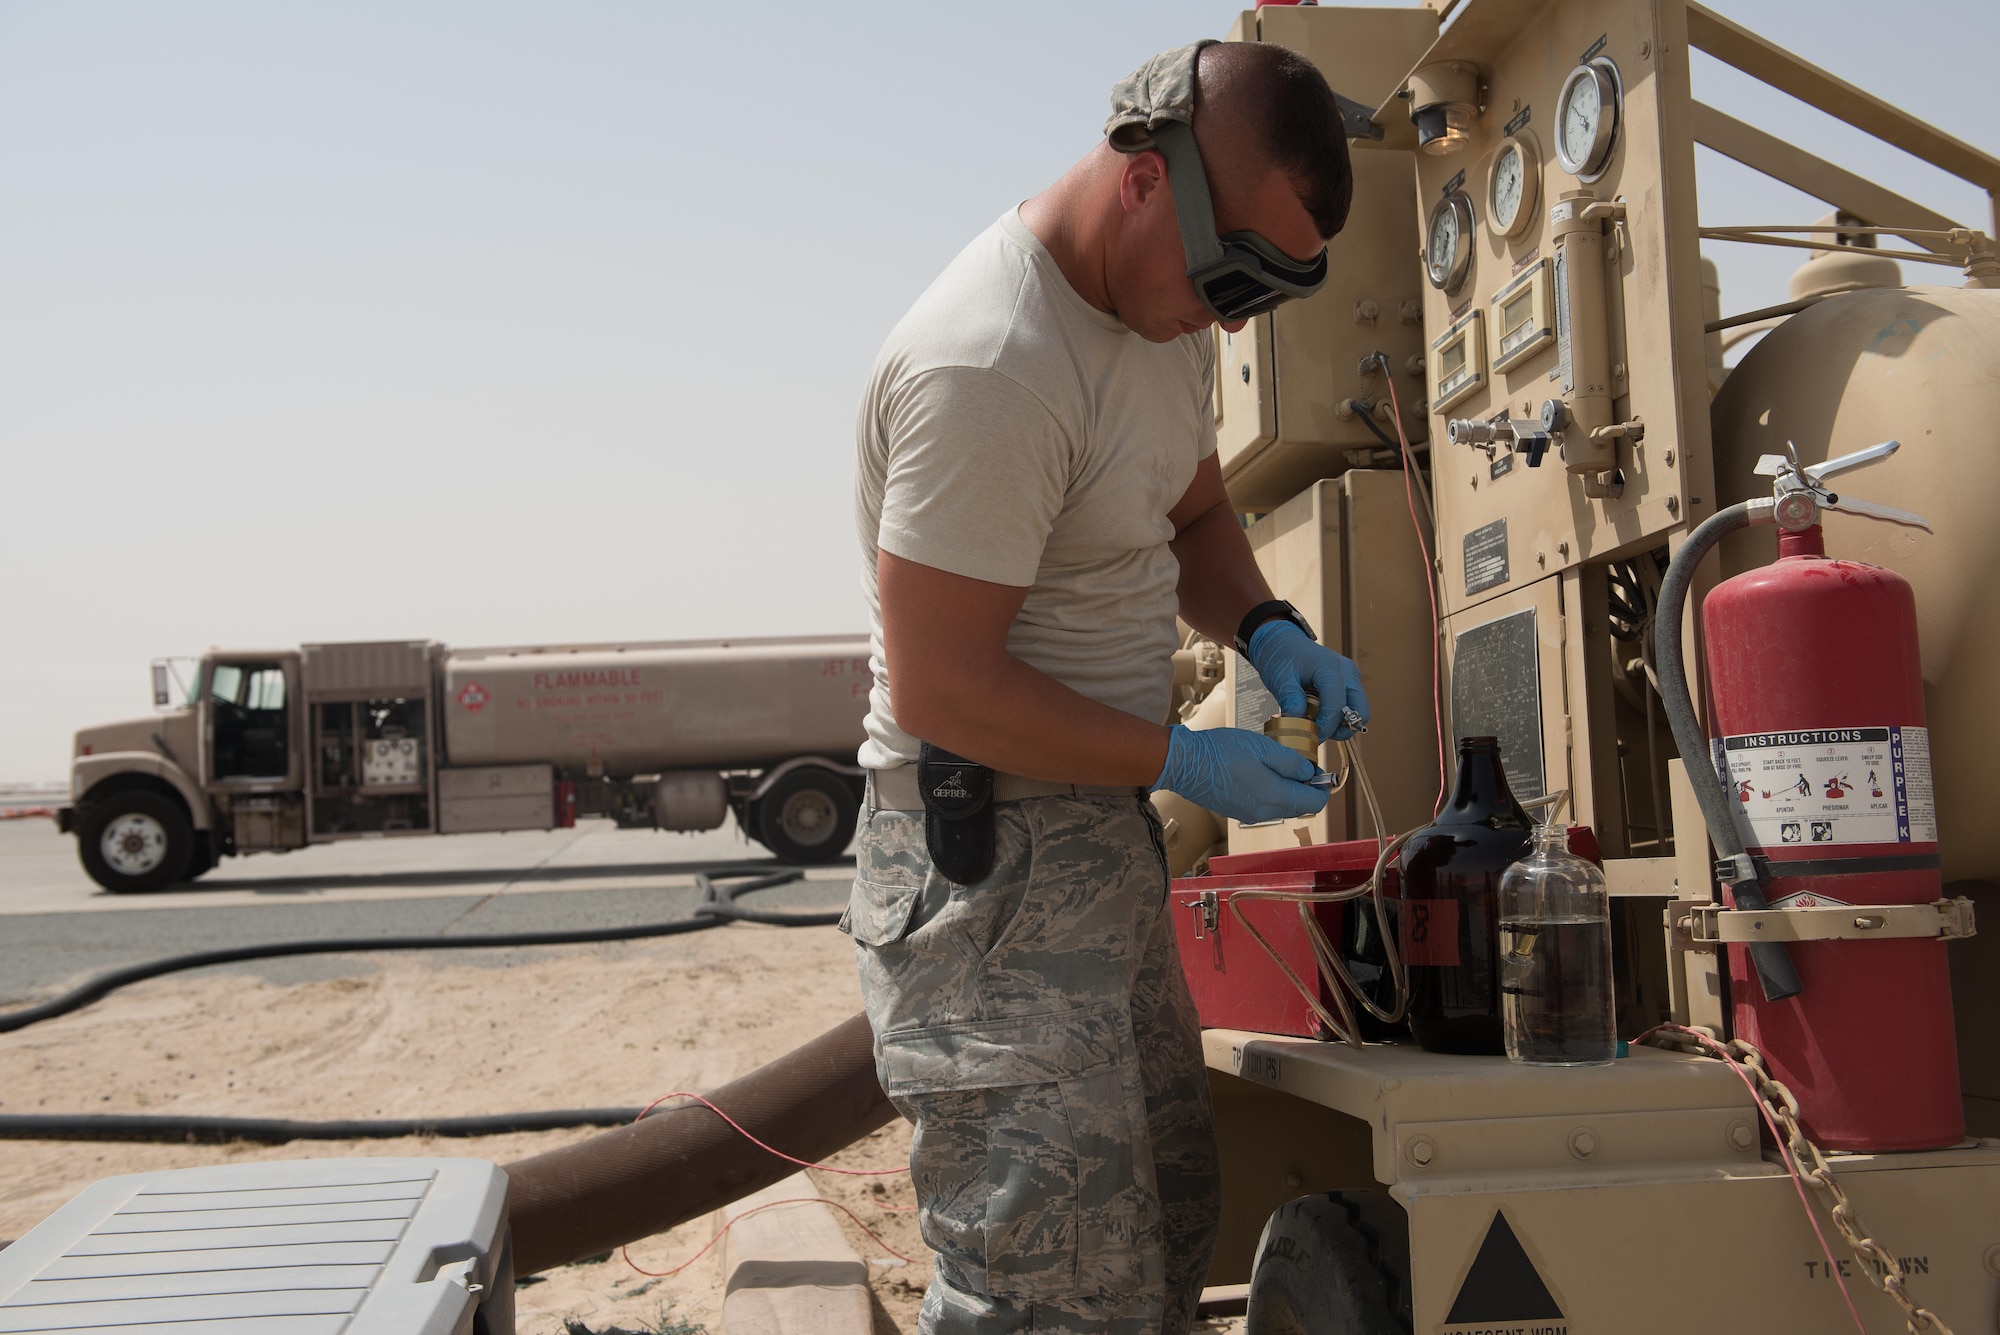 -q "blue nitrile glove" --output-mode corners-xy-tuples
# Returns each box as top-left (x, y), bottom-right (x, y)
(1151, 724), (1330, 825)
(1246, 620), (1371, 740)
